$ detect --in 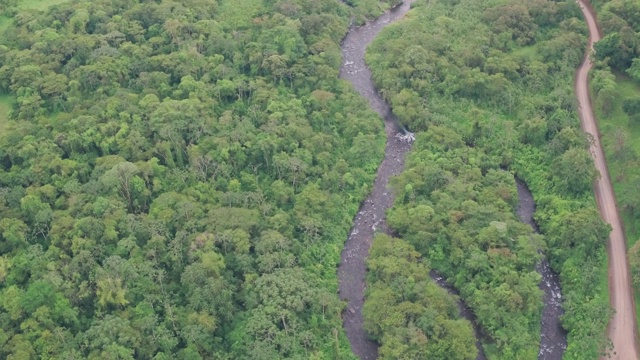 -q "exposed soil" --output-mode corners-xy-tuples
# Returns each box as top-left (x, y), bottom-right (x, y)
(575, 1), (640, 359)
(516, 180), (567, 359)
